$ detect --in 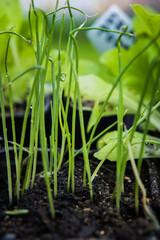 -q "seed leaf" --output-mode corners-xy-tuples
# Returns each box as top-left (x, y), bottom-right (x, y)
(5, 209), (29, 215)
